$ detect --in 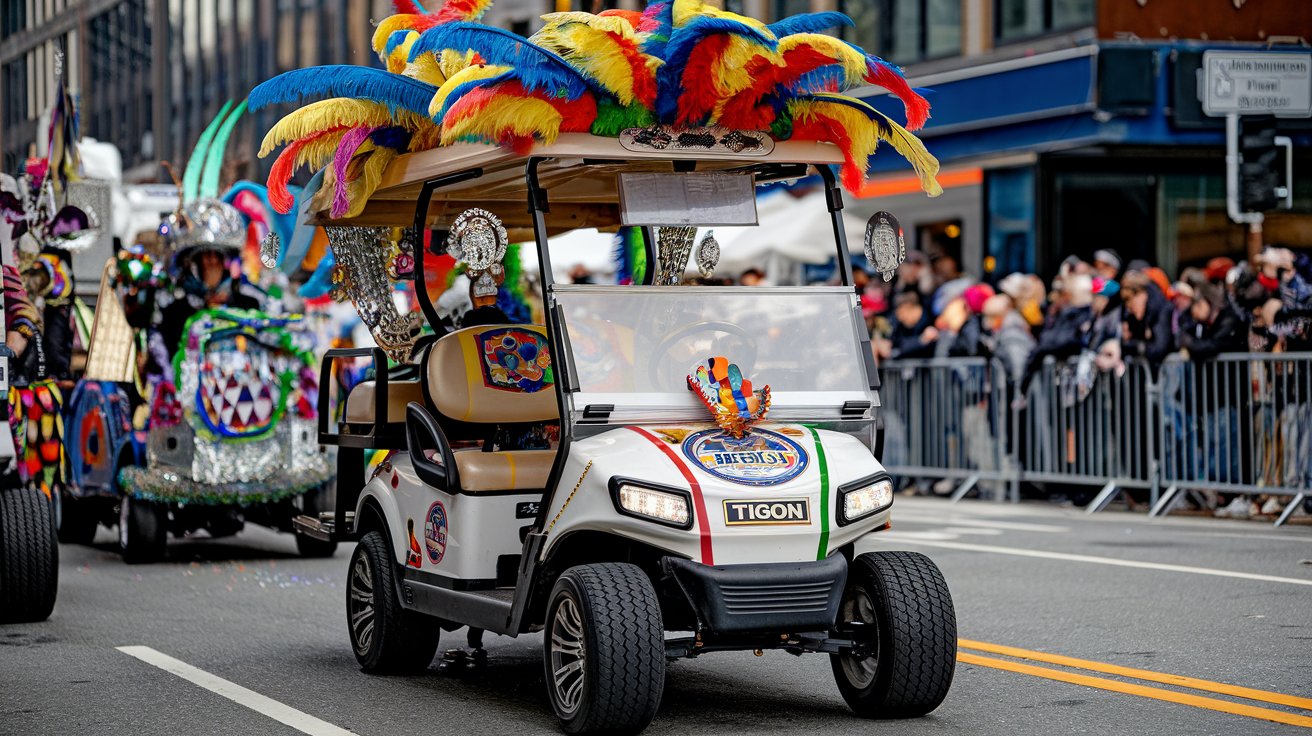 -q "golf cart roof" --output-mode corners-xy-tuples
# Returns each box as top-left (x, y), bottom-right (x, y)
(308, 133), (845, 237)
